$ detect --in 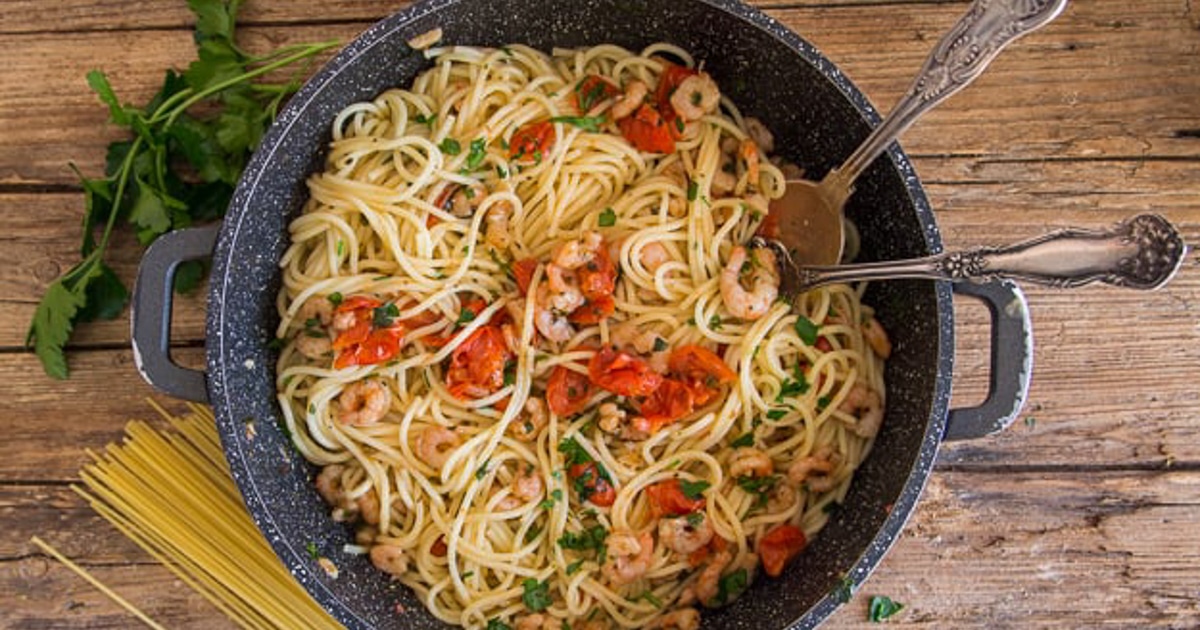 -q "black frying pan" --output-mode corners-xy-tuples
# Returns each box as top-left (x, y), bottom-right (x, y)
(131, 0), (1033, 627)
